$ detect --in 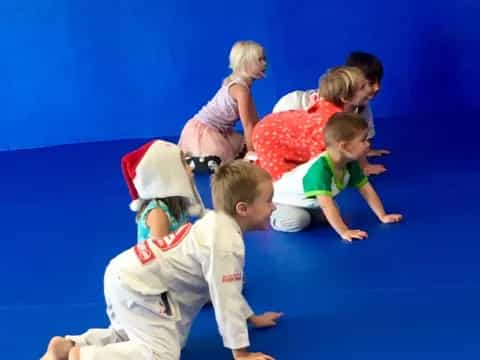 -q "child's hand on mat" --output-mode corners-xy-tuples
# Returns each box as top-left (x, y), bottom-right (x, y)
(380, 213), (403, 223)
(363, 163), (387, 176)
(368, 149), (390, 157)
(341, 229), (368, 242)
(233, 350), (275, 360)
(249, 312), (284, 328)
